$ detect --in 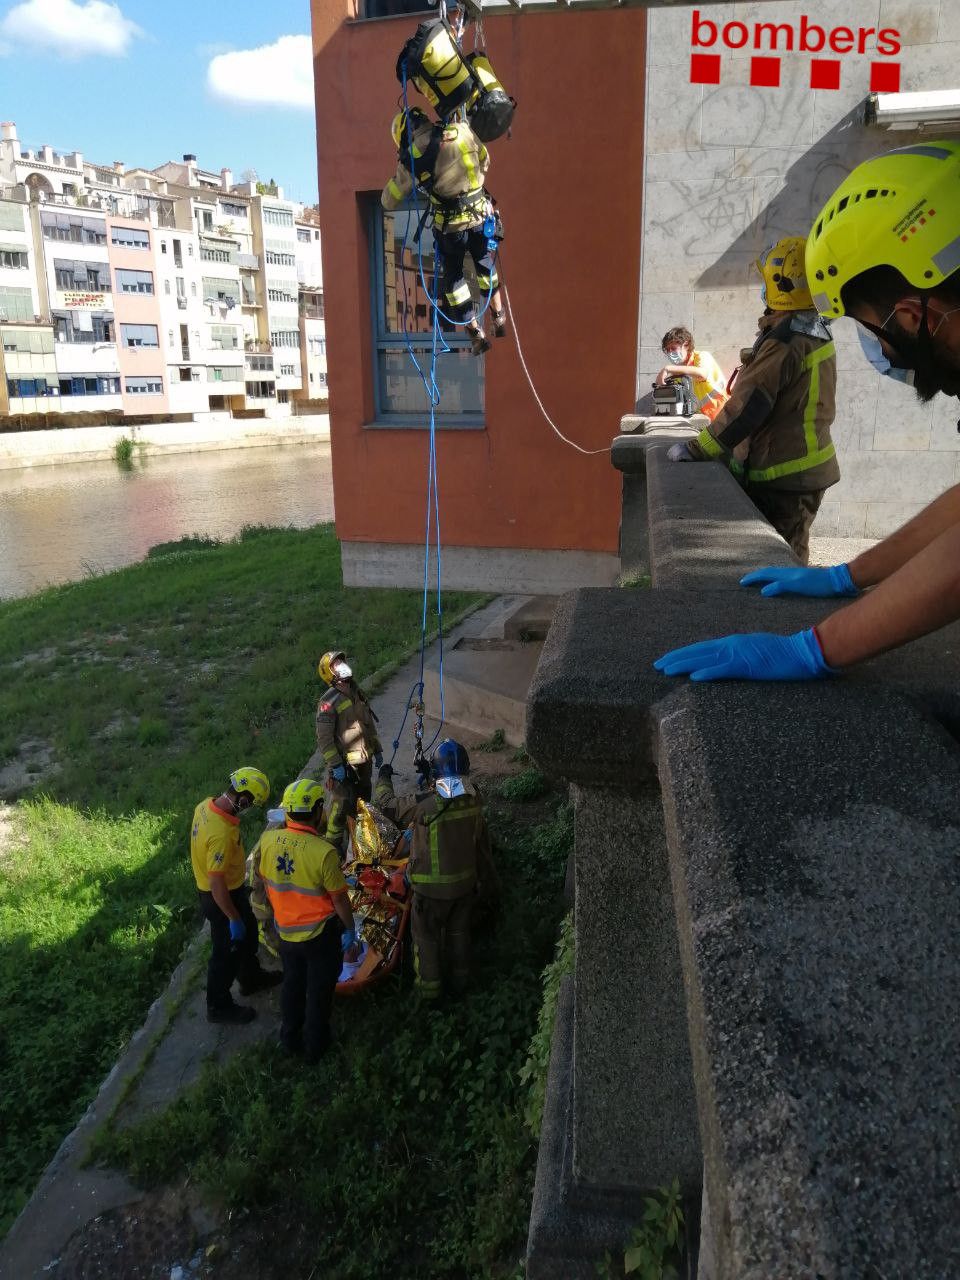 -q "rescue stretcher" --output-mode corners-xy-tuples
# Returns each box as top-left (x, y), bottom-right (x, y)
(337, 799), (412, 995)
